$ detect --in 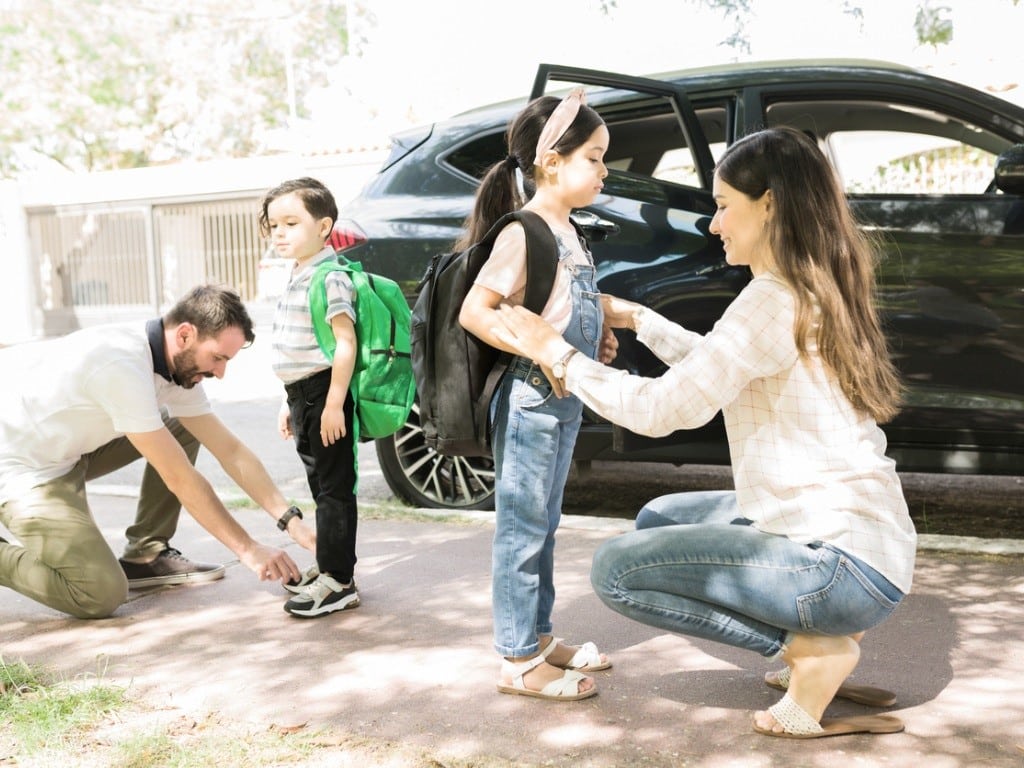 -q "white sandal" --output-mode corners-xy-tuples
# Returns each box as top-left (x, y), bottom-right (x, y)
(754, 693), (905, 739)
(496, 654), (597, 701)
(541, 637), (612, 672)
